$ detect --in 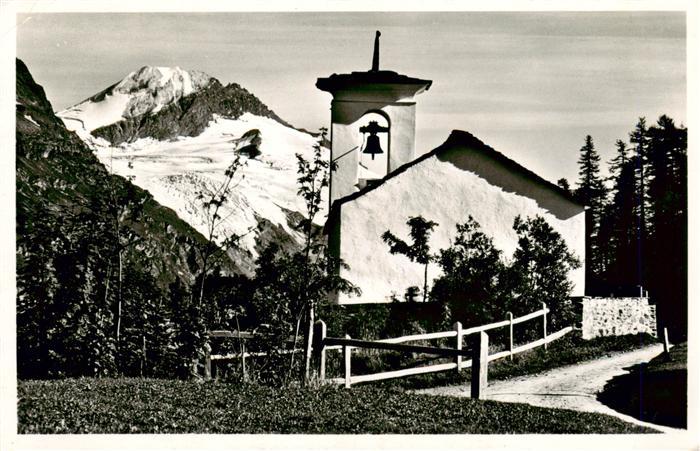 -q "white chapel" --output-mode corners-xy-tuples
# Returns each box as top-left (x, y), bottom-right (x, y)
(318, 32), (586, 304)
